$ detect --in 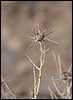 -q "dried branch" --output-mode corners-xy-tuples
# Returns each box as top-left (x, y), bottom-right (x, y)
(1, 76), (16, 99)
